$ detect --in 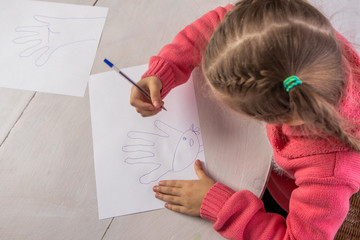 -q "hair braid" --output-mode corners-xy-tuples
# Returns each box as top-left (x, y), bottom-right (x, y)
(290, 85), (360, 151)
(203, 0), (360, 151)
